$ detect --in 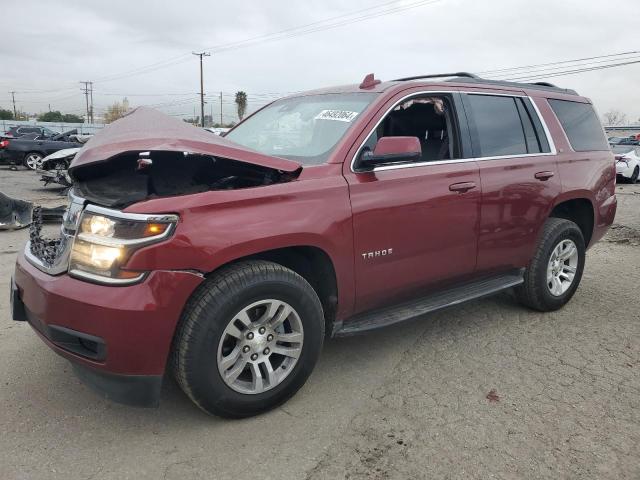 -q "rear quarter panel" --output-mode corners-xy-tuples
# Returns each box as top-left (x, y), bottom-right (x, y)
(532, 95), (617, 246)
